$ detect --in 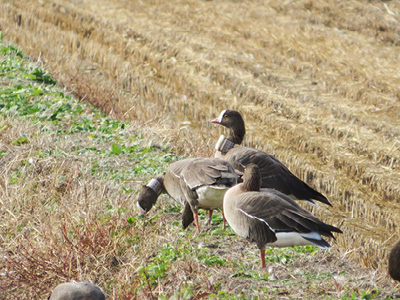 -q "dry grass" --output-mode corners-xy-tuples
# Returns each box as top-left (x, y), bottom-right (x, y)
(0, 111), (399, 299)
(1, 0), (400, 297)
